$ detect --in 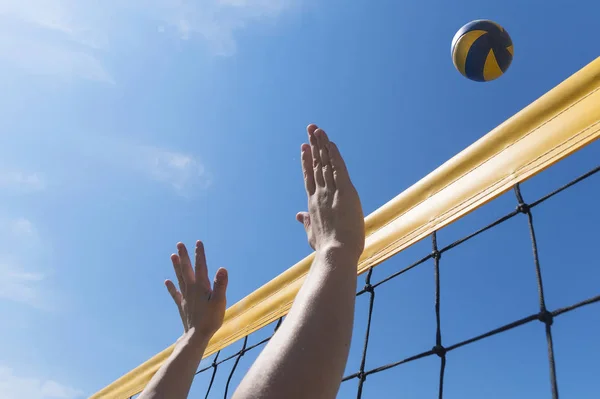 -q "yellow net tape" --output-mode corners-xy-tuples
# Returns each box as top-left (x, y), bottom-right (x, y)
(91, 57), (600, 399)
